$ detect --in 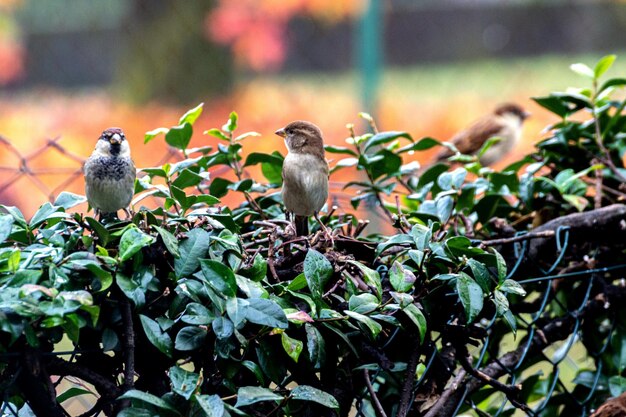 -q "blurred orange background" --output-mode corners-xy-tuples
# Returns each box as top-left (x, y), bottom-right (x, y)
(1, 0), (625, 219)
